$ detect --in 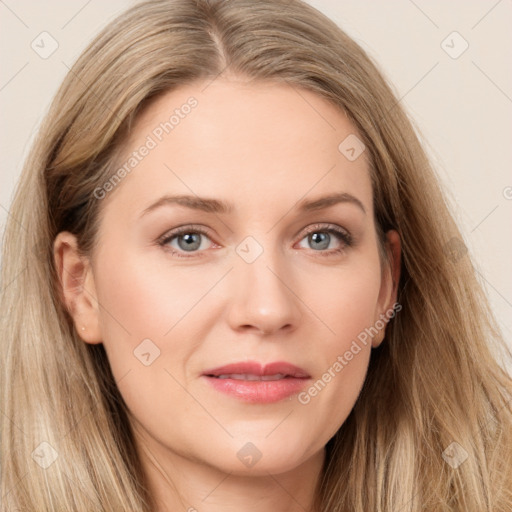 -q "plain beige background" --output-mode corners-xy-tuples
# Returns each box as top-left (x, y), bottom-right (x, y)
(1, 1), (511, 360)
